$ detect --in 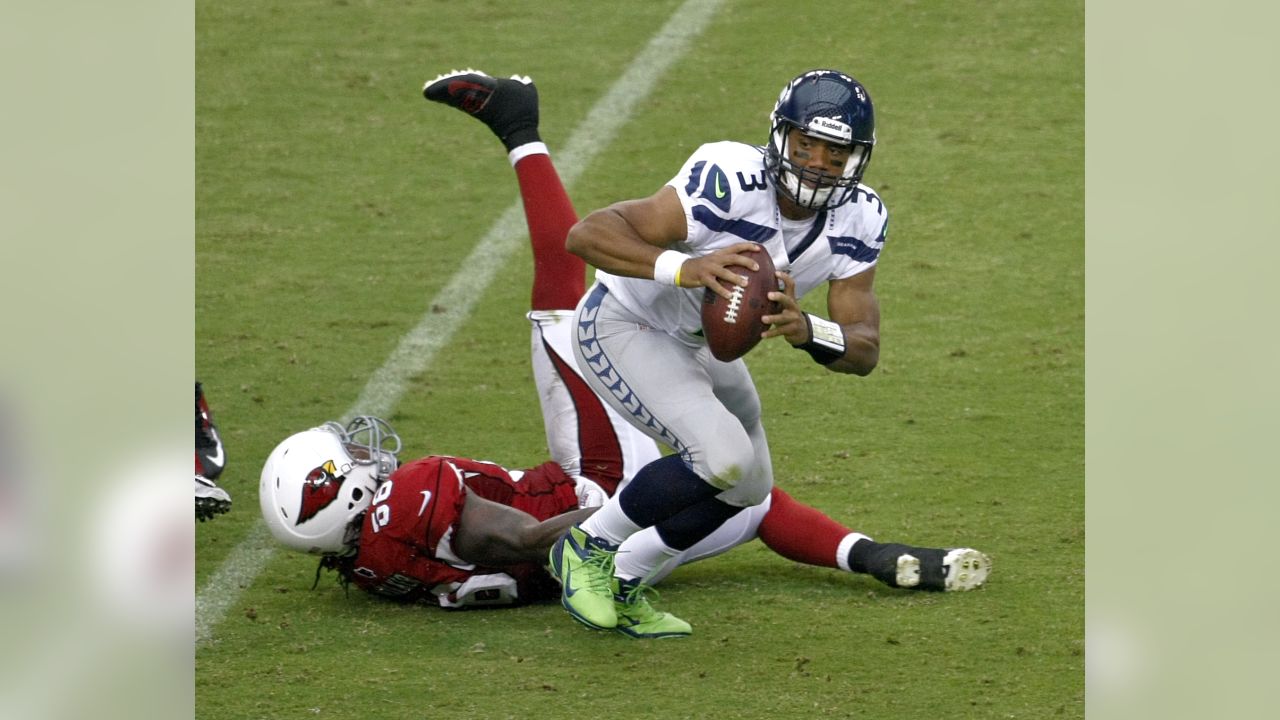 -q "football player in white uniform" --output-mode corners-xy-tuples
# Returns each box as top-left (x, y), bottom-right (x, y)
(261, 69), (987, 640)
(546, 69), (925, 634)
(259, 68), (989, 638)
